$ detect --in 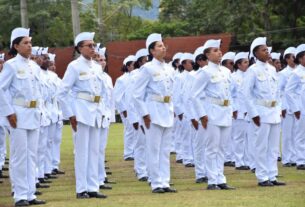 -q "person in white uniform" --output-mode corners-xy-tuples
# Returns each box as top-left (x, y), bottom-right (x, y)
(279, 47), (297, 167)
(285, 44), (305, 170)
(189, 39), (235, 190)
(132, 33), (177, 193)
(243, 37), (285, 186)
(0, 27), (46, 206)
(57, 32), (107, 199)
